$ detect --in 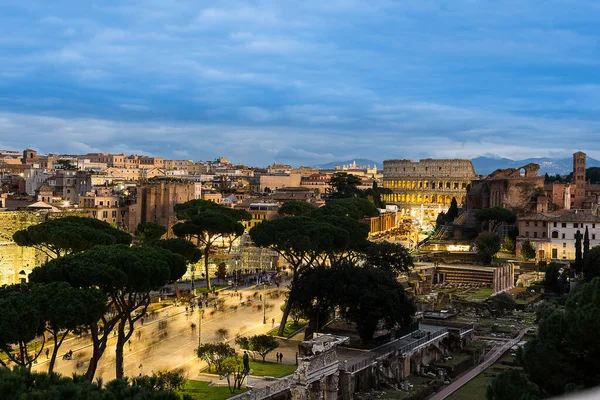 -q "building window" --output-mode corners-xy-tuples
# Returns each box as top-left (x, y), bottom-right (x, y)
(534, 232), (538, 238)
(563, 243), (566, 248)
(526, 221), (530, 227)
(553, 222), (557, 227)
(562, 223), (567, 228)
(593, 234), (597, 240)
(552, 231), (559, 238)
(543, 222), (547, 227)
(574, 223), (579, 228)
(542, 232), (547, 238)
(562, 233), (566, 239)
(534, 222), (538, 227)
(525, 232), (529, 237)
